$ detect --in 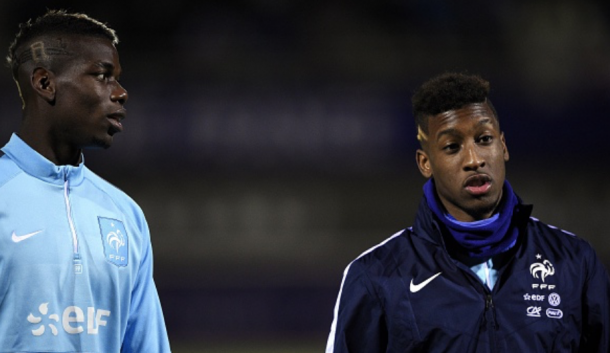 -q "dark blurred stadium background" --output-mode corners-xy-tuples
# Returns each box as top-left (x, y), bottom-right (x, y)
(1, 1), (610, 352)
